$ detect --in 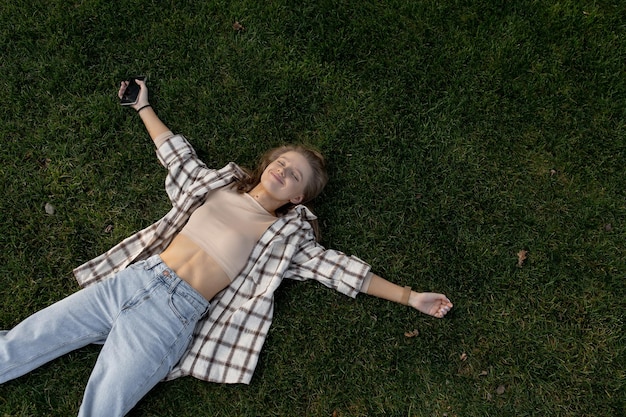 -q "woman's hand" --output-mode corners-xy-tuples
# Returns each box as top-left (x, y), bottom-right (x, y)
(409, 292), (453, 318)
(118, 78), (149, 112)
(364, 273), (453, 318)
